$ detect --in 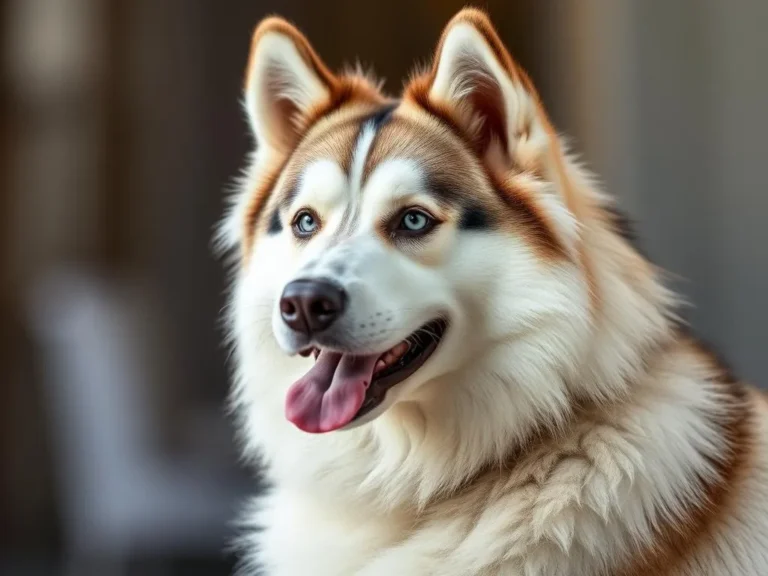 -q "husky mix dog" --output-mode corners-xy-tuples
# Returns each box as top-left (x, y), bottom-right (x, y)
(217, 8), (768, 575)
